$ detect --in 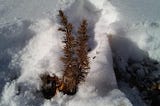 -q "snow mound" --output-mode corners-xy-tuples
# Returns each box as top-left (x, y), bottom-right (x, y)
(0, 0), (132, 106)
